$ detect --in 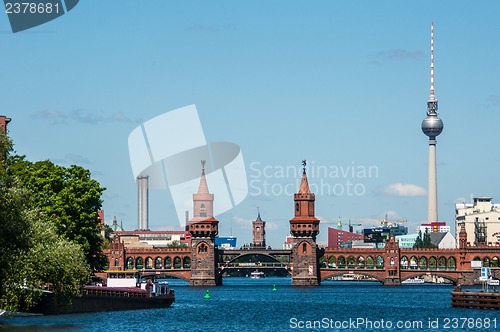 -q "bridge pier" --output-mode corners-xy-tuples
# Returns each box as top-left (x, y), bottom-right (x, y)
(383, 277), (401, 286)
